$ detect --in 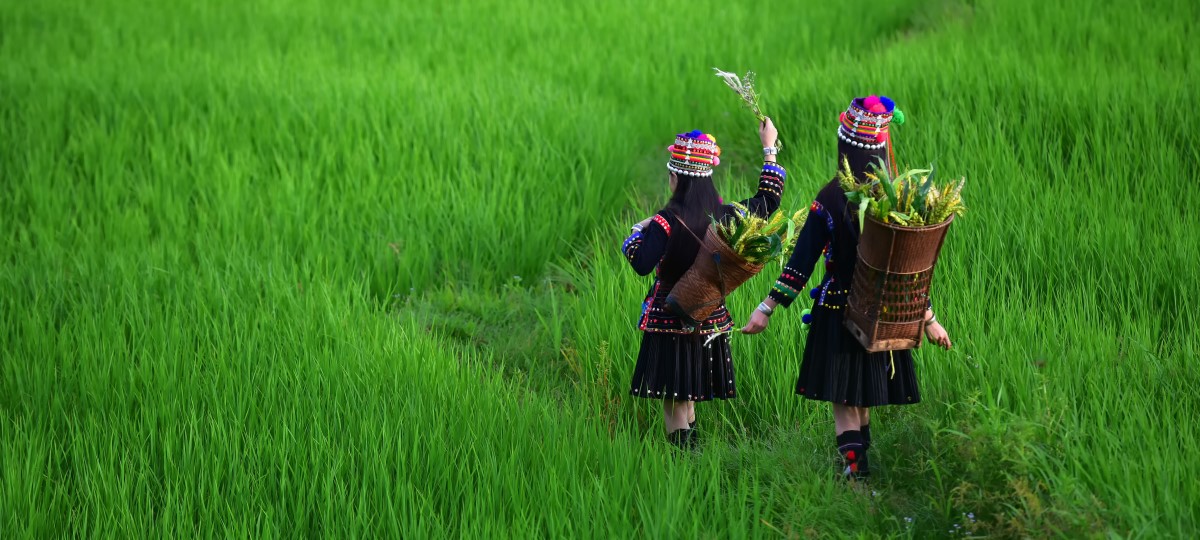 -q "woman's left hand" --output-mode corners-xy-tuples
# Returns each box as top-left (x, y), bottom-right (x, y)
(925, 321), (952, 350)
